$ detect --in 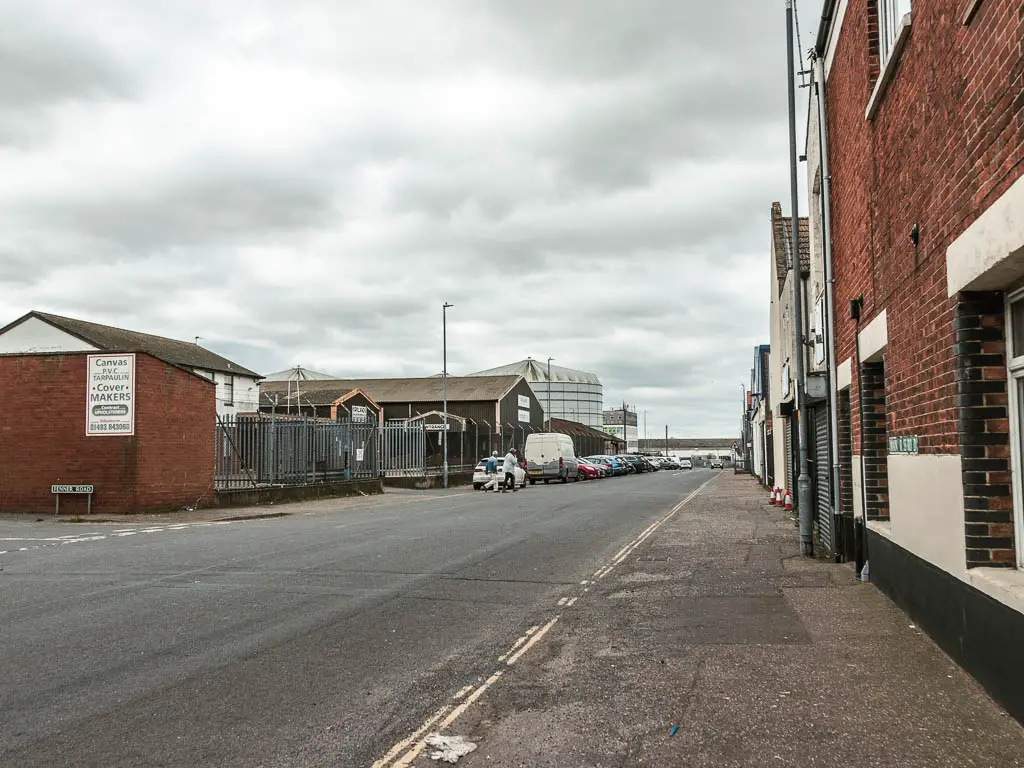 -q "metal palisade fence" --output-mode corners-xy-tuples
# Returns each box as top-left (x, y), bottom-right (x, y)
(215, 413), (382, 490)
(381, 421), (427, 477)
